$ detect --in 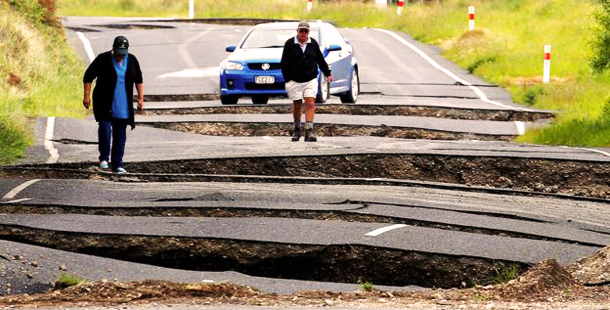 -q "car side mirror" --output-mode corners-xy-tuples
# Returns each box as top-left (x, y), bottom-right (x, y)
(225, 44), (236, 52)
(328, 44), (342, 52)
